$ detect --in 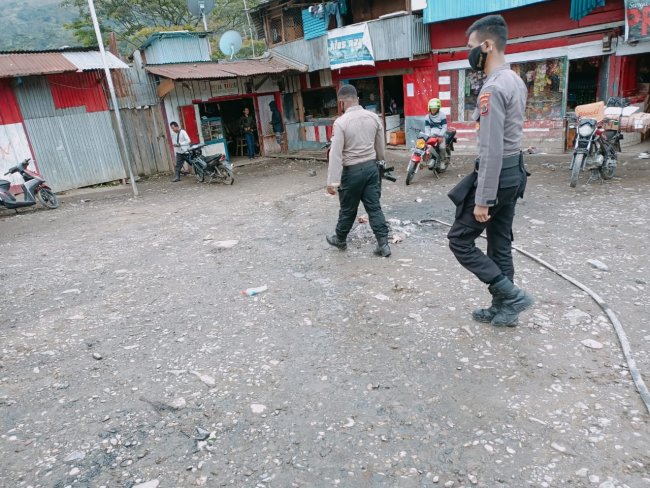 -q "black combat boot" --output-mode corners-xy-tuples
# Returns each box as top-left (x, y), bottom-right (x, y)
(171, 170), (181, 182)
(488, 276), (534, 327)
(471, 297), (502, 323)
(326, 234), (347, 251)
(373, 236), (391, 257)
